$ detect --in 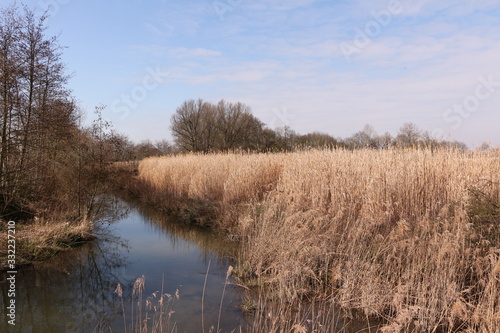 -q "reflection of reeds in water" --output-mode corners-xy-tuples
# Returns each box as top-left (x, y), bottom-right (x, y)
(118, 195), (238, 266)
(135, 148), (500, 332)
